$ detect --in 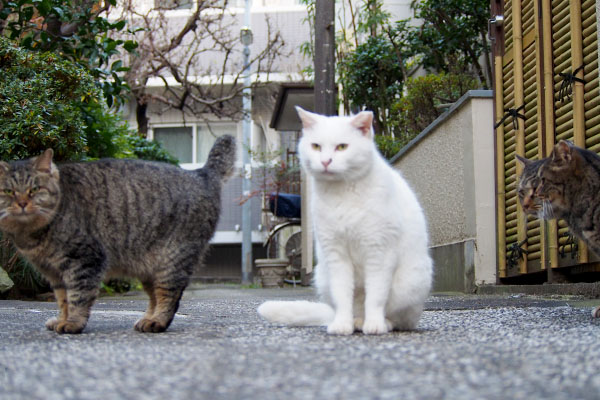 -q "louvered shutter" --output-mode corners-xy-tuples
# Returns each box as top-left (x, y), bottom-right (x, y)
(494, 0), (600, 279)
